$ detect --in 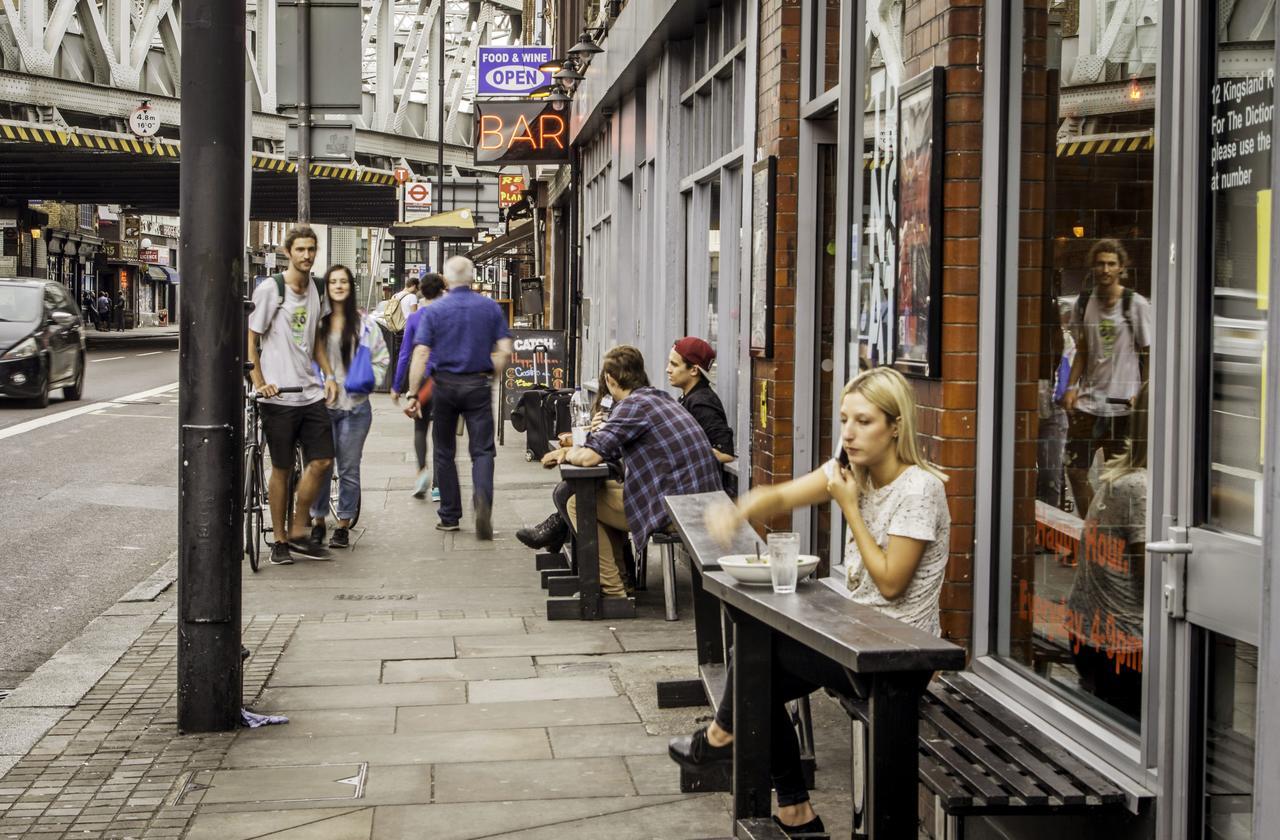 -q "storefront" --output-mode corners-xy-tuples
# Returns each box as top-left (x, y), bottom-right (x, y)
(100, 240), (145, 329)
